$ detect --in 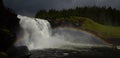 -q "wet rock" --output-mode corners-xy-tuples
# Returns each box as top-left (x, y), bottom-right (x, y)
(7, 46), (30, 58)
(30, 48), (120, 58)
